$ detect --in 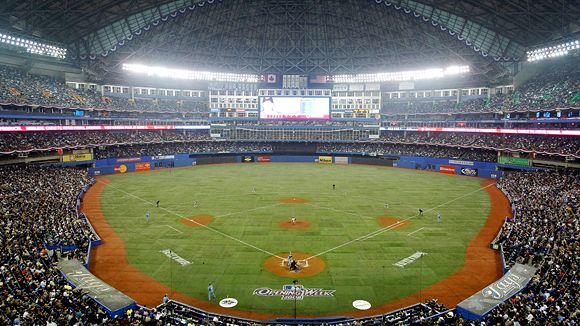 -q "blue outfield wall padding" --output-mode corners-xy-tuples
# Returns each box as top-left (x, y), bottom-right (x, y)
(270, 155), (318, 162)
